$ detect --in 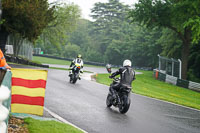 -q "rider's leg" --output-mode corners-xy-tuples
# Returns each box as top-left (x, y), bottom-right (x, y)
(69, 66), (74, 77)
(79, 69), (83, 80)
(69, 70), (72, 76)
(78, 73), (81, 80)
(113, 83), (121, 103)
(109, 86), (117, 99)
(110, 83), (120, 101)
(69, 67), (73, 77)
